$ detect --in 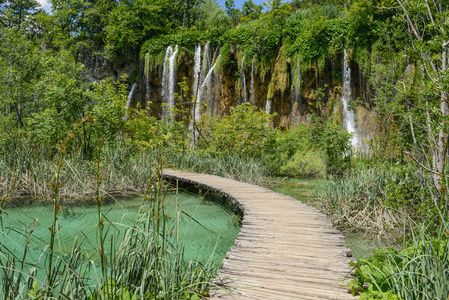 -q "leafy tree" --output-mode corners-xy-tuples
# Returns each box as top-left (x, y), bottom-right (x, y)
(225, 0), (240, 25)
(395, 0), (449, 197)
(104, 0), (169, 61)
(0, 28), (39, 130)
(196, 0), (232, 33)
(241, 0), (262, 22)
(1, 0), (40, 29)
(197, 103), (275, 158)
(263, 0), (292, 21)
